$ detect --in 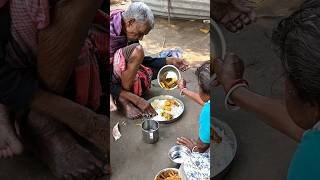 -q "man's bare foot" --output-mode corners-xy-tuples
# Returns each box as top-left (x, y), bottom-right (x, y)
(118, 97), (143, 119)
(31, 91), (109, 154)
(211, 0), (256, 32)
(24, 111), (110, 179)
(0, 104), (23, 158)
(110, 94), (118, 112)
